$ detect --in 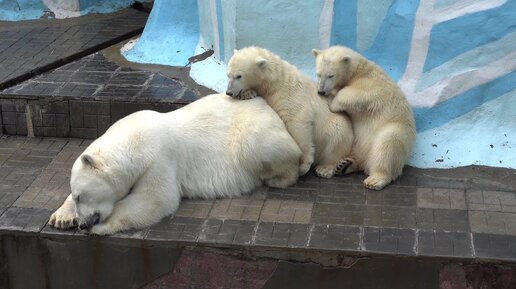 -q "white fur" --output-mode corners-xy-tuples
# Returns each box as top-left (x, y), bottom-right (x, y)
(226, 46), (354, 178)
(48, 94), (301, 235)
(313, 46), (416, 190)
